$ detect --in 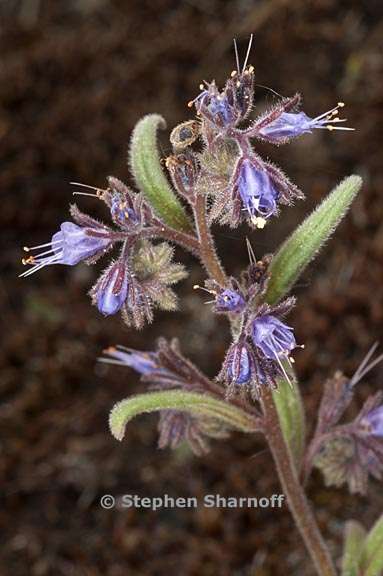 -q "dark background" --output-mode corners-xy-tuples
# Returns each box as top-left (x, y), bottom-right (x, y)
(1, 1), (383, 574)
